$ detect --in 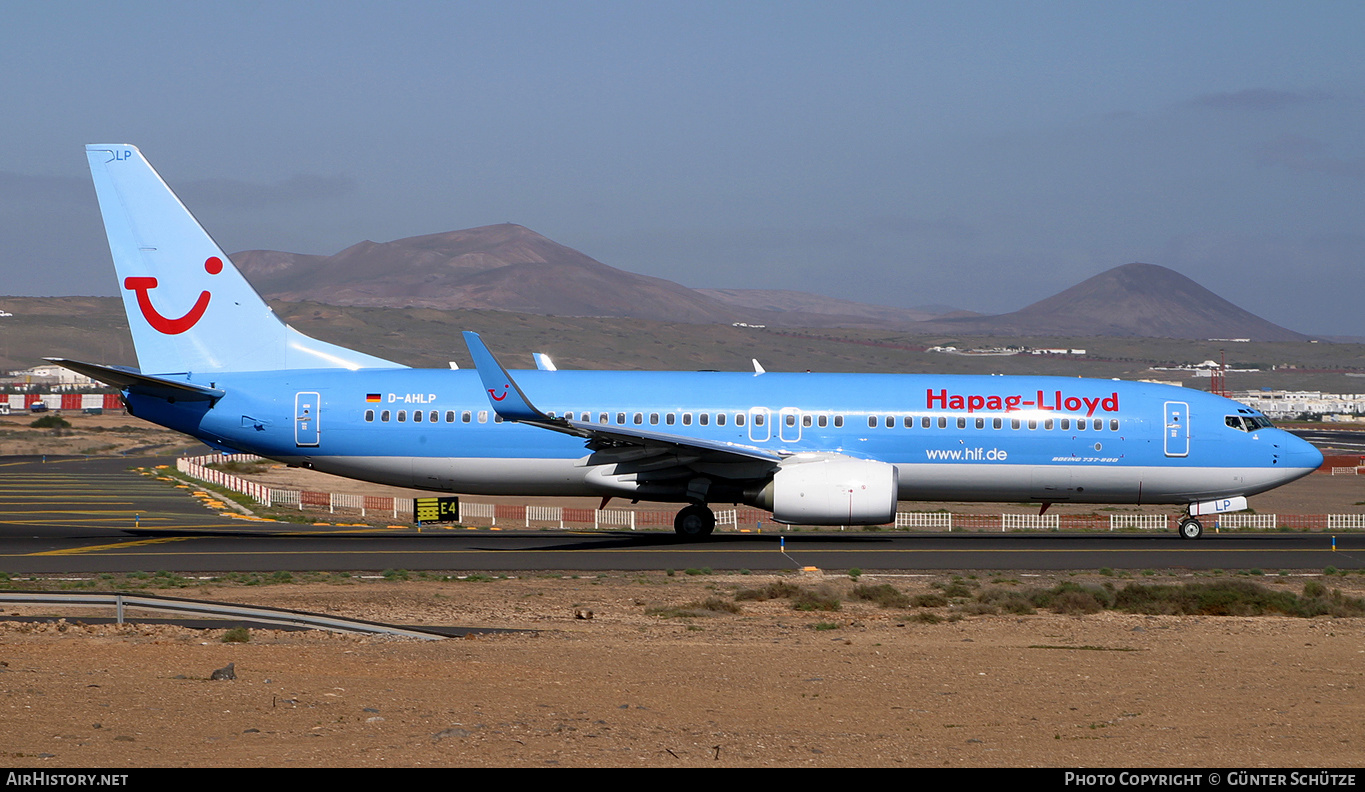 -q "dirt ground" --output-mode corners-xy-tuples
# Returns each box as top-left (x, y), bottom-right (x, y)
(0, 411), (196, 458)
(1, 572), (1362, 768)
